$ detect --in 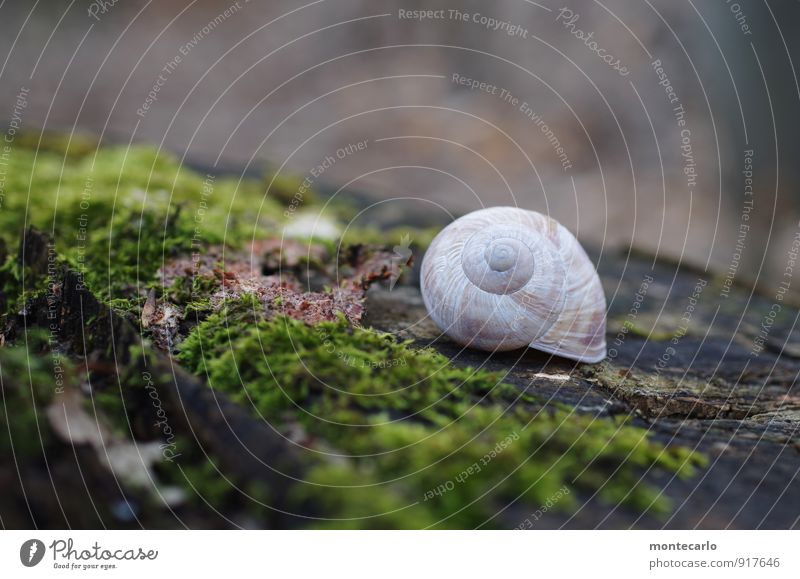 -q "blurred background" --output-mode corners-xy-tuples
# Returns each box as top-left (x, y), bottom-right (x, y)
(1, 0), (799, 296)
